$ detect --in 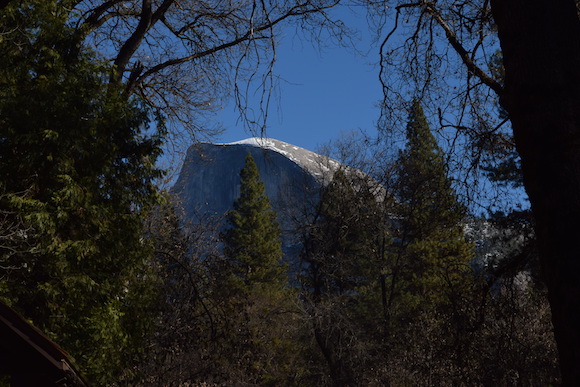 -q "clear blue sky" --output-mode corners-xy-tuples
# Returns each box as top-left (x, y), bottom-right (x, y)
(214, 6), (384, 153)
